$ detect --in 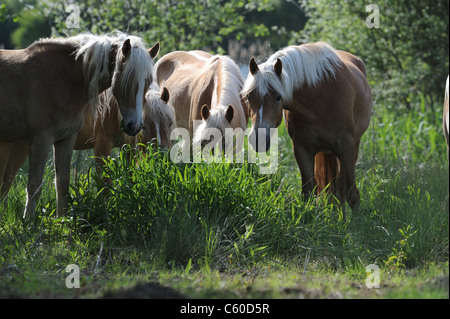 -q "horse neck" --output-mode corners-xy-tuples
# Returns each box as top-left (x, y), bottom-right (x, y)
(210, 58), (246, 129)
(210, 58), (241, 109)
(96, 44), (118, 94)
